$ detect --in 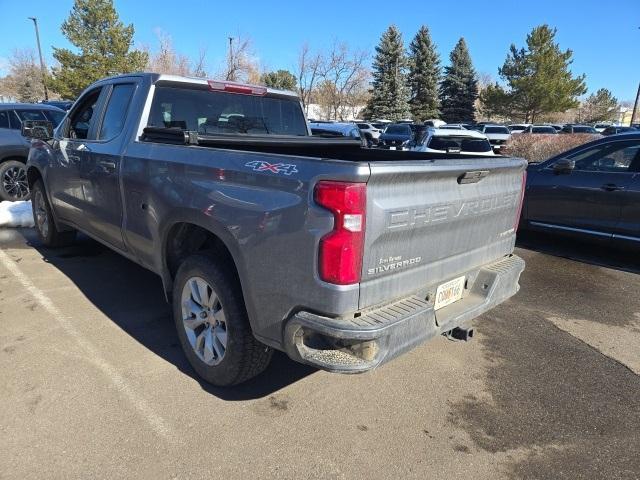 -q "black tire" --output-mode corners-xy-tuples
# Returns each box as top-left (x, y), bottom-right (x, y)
(0, 160), (30, 201)
(31, 180), (76, 247)
(173, 253), (272, 386)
